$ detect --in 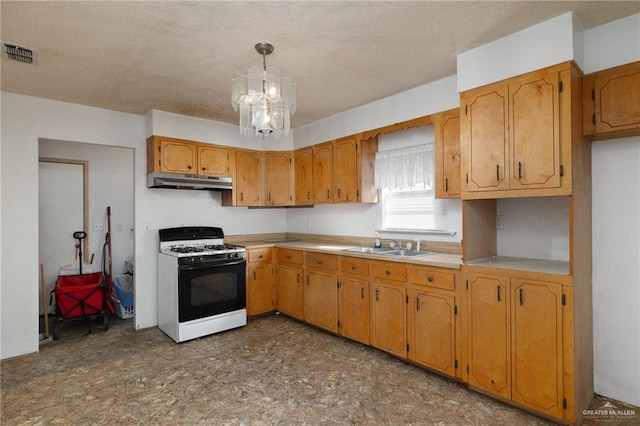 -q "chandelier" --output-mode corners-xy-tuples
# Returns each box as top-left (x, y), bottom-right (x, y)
(231, 43), (296, 138)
